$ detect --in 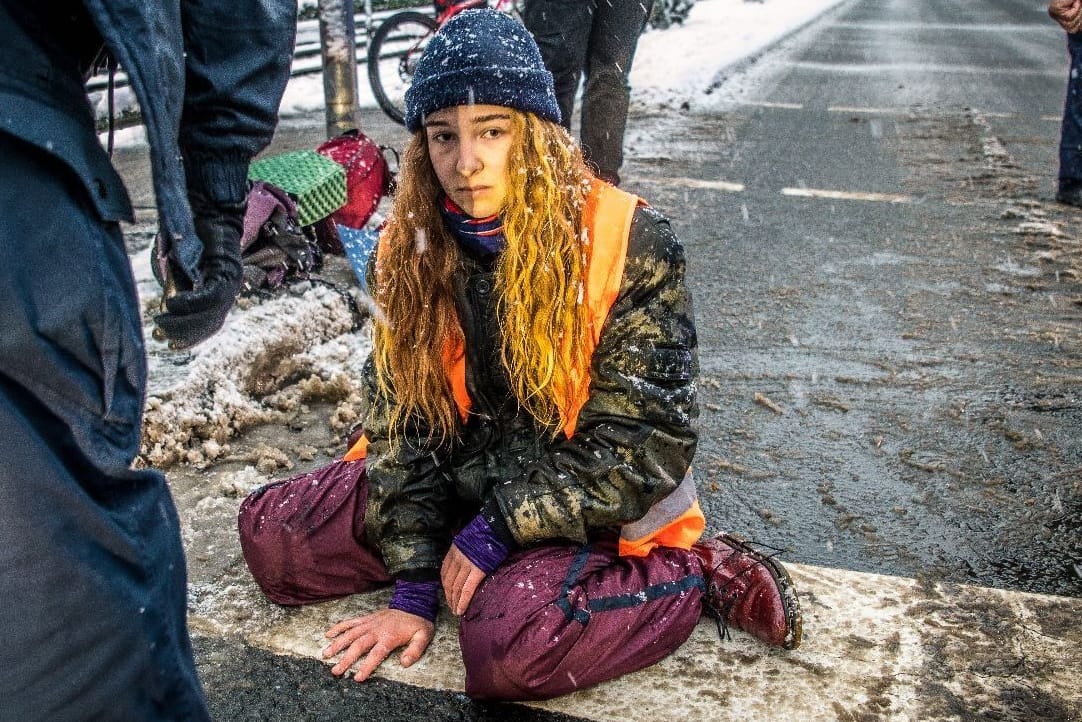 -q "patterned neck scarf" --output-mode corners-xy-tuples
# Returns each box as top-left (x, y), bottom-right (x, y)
(439, 195), (506, 257)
